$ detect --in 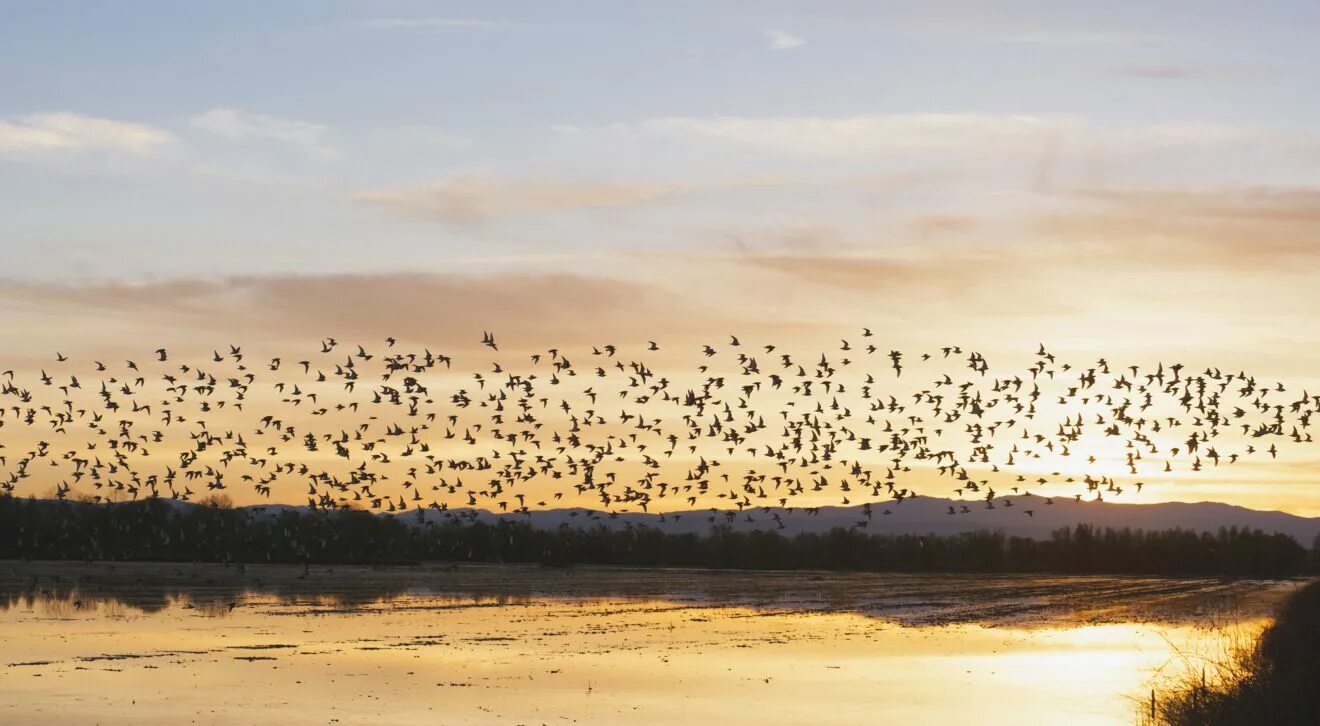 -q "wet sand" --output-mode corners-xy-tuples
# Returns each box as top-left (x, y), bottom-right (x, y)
(0, 562), (1304, 725)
